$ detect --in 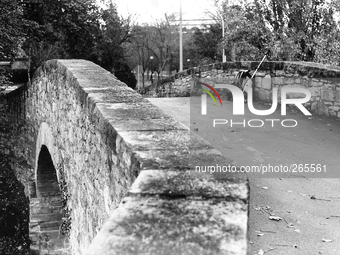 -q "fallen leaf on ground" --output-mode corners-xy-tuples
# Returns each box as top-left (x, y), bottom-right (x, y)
(260, 229), (277, 233)
(265, 247), (278, 253)
(258, 249), (264, 255)
(269, 216), (282, 221)
(270, 243), (289, 247)
(286, 223), (300, 232)
(310, 195), (331, 201)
